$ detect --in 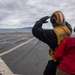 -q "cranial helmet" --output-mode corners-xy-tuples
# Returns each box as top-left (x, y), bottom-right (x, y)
(50, 11), (65, 25)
